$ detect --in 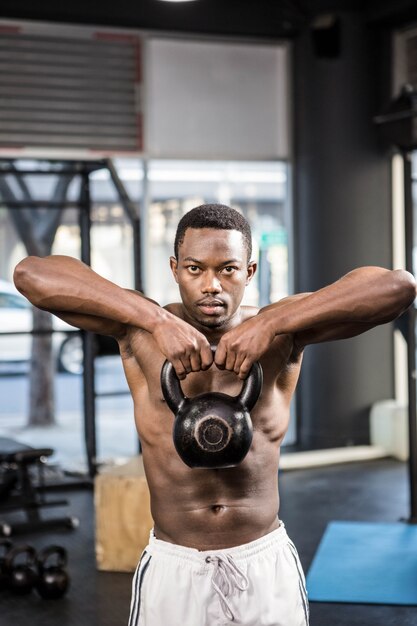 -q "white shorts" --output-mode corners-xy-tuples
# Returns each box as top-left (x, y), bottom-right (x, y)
(128, 522), (309, 626)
